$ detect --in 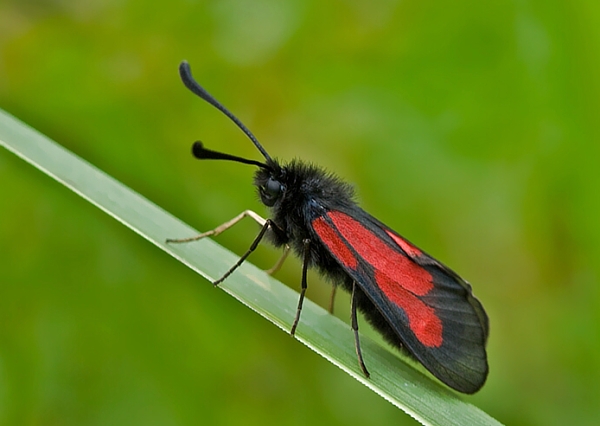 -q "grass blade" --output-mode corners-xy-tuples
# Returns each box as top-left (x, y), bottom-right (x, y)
(0, 109), (502, 426)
